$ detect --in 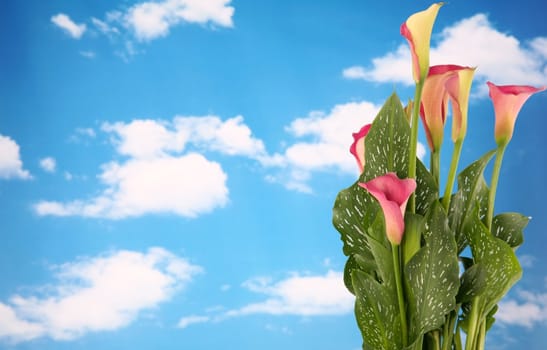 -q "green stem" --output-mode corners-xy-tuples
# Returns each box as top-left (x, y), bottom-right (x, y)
(465, 298), (481, 350)
(477, 320), (486, 350)
(441, 310), (458, 350)
(476, 320), (486, 350)
(426, 330), (441, 350)
(486, 143), (507, 230)
(430, 149), (441, 191)
(408, 79), (425, 213)
(442, 139), (463, 211)
(454, 324), (463, 350)
(391, 243), (408, 347)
